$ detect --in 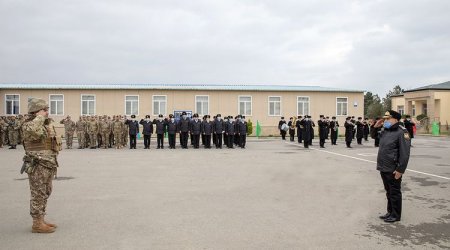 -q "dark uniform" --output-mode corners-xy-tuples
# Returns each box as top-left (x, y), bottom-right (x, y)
(237, 116), (247, 148)
(296, 116), (303, 143)
(125, 115), (139, 149)
(300, 116), (313, 148)
(318, 116), (327, 148)
(403, 115), (415, 145)
(344, 117), (354, 148)
(356, 118), (364, 144)
(225, 118), (236, 148)
(190, 114), (202, 149)
(154, 115), (167, 149)
(329, 117), (339, 145)
(287, 118), (295, 142)
(178, 112), (190, 149)
(278, 117), (287, 140)
(167, 114), (177, 149)
(202, 115), (213, 149)
(213, 115), (224, 149)
(139, 115), (153, 149)
(363, 118), (370, 141)
(377, 110), (411, 223)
